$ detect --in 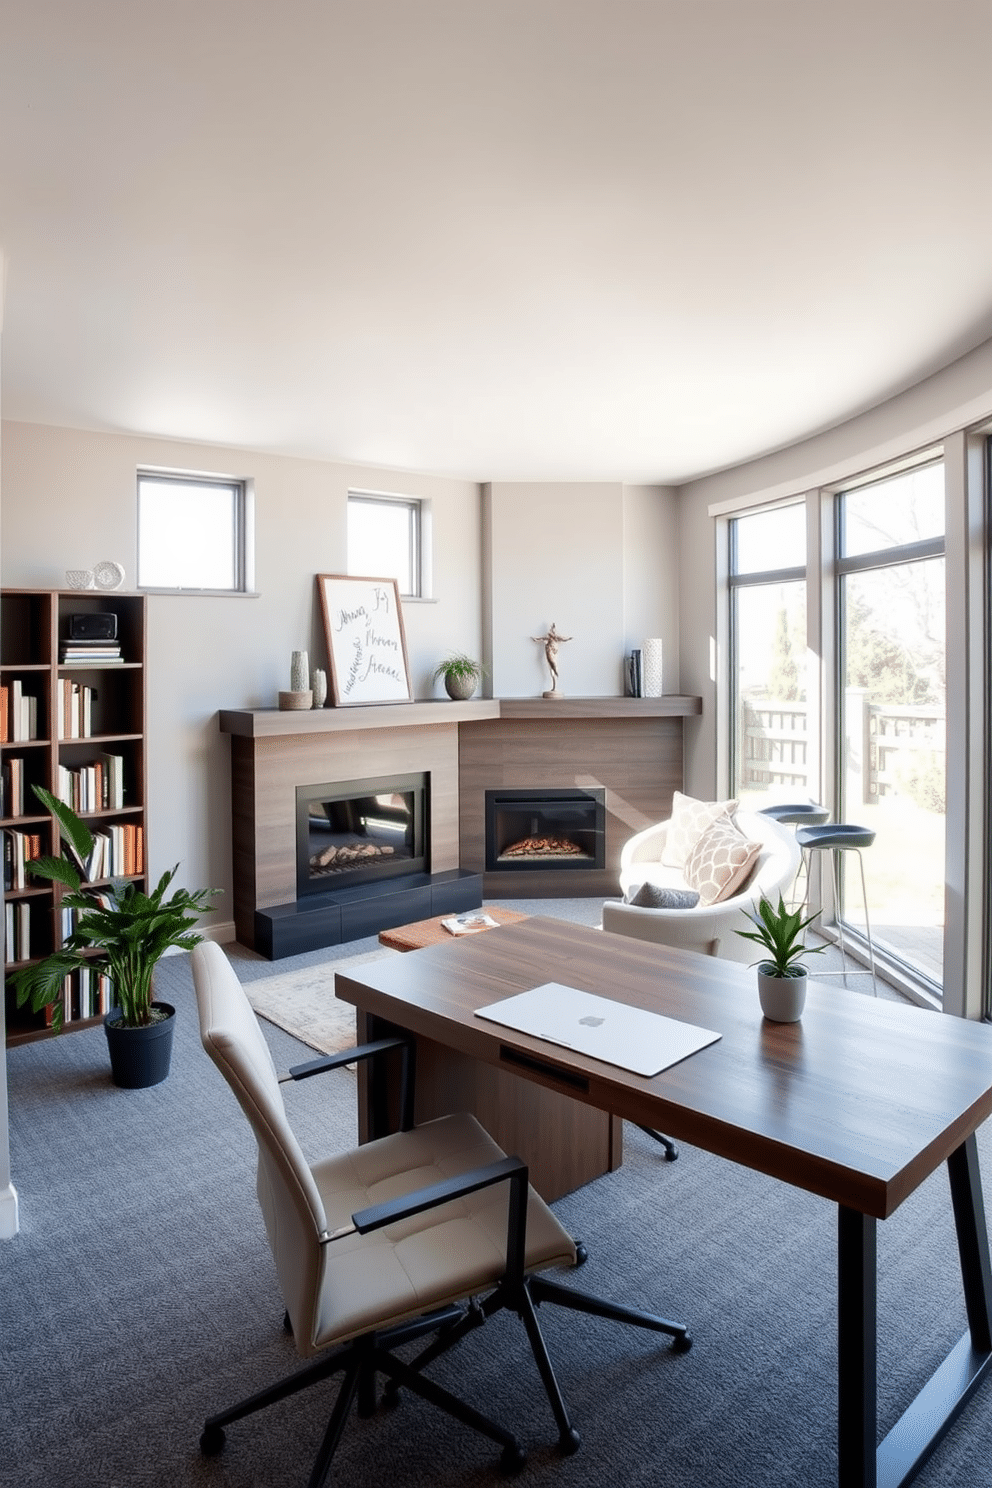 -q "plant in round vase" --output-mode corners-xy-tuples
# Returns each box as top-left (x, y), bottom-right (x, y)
(10, 786), (219, 1087)
(735, 893), (824, 1023)
(432, 652), (489, 701)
